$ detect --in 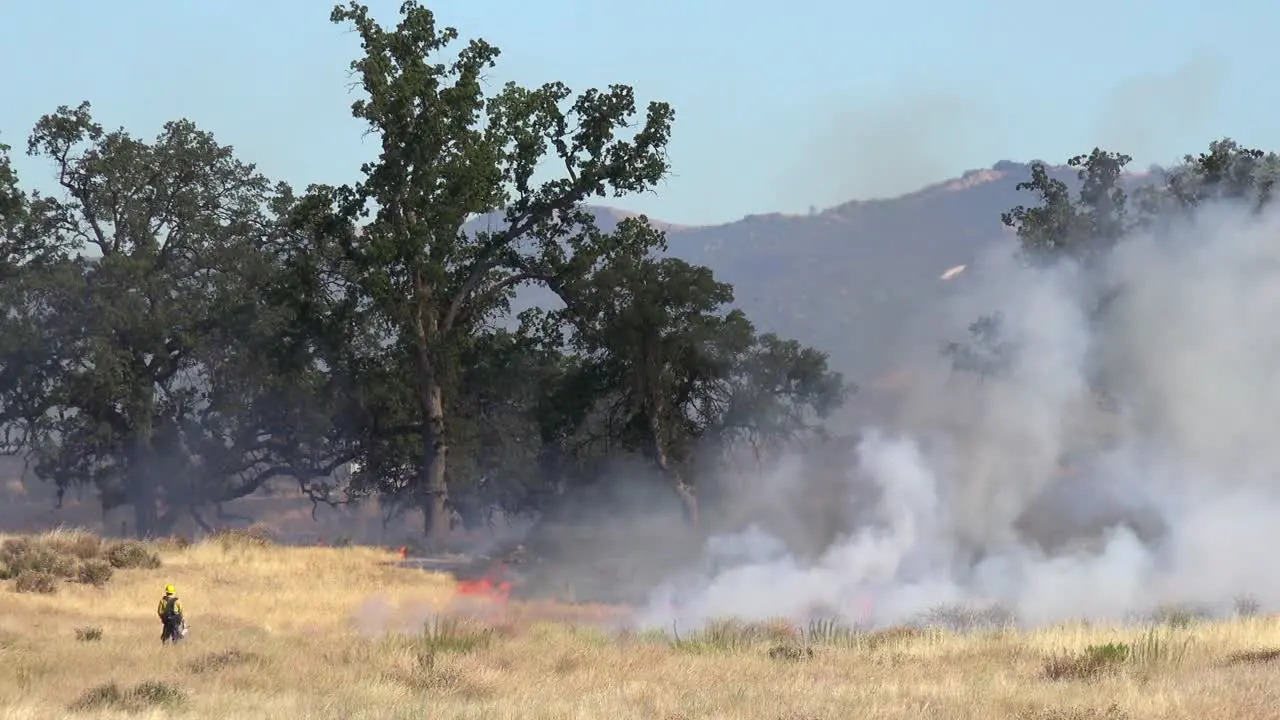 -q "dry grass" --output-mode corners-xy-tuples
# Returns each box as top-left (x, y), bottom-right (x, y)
(1, 530), (1280, 719)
